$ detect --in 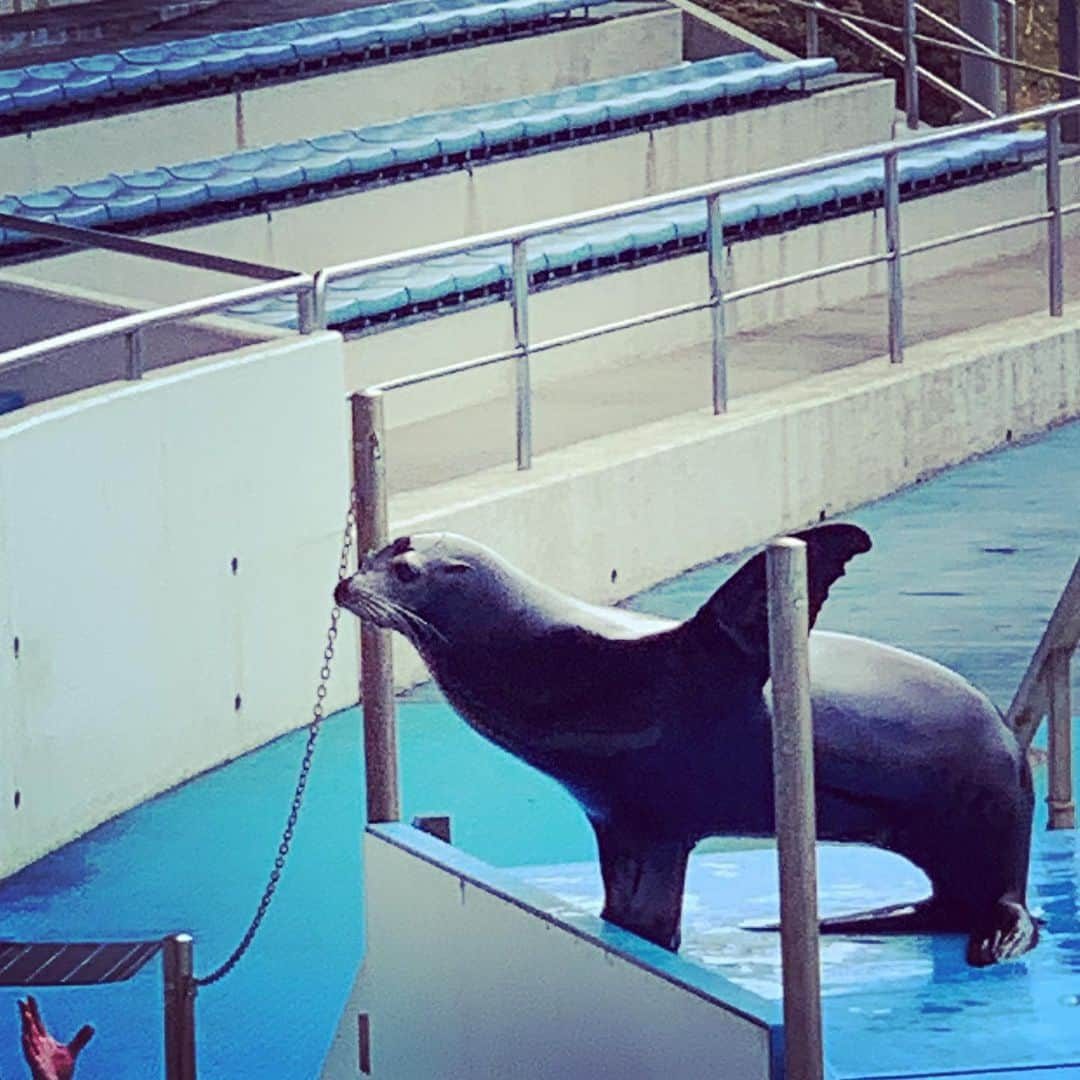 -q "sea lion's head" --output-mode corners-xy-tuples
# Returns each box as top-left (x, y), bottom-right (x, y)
(334, 532), (547, 652)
